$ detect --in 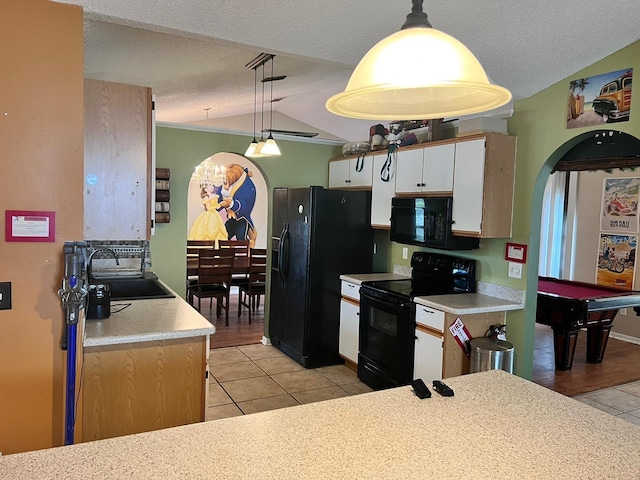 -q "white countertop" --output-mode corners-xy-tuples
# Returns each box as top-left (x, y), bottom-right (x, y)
(2, 370), (639, 479)
(84, 281), (215, 347)
(415, 292), (524, 315)
(340, 272), (409, 284)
